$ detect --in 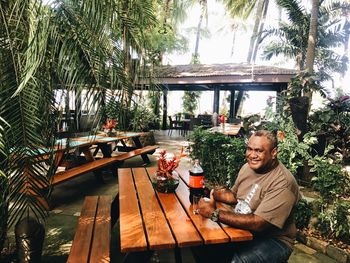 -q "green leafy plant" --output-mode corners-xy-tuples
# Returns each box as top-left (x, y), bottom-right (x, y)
(285, 71), (323, 98)
(182, 91), (201, 115)
(309, 94), (350, 162)
(314, 199), (350, 241)
(294, 198), (312, 229)
(330, 200), (350, 240)
(309, 146), (350, 202)
(314, 202), (332, 237)
(130, 104), (159, 132)
(263, 118), (315, 176)
(188, 128), (246, 187)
